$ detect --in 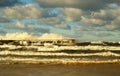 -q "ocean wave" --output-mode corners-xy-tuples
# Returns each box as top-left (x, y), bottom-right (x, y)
(0, 50), (120, 64)
(0, 50), (120, 57)
(0, 57), (120, 64)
